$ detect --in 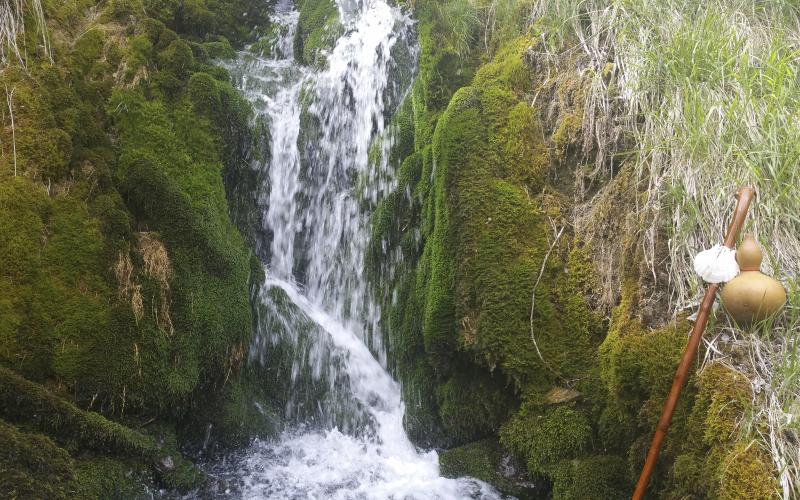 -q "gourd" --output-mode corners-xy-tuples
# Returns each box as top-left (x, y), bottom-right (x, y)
(720, 235), (786, 324)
